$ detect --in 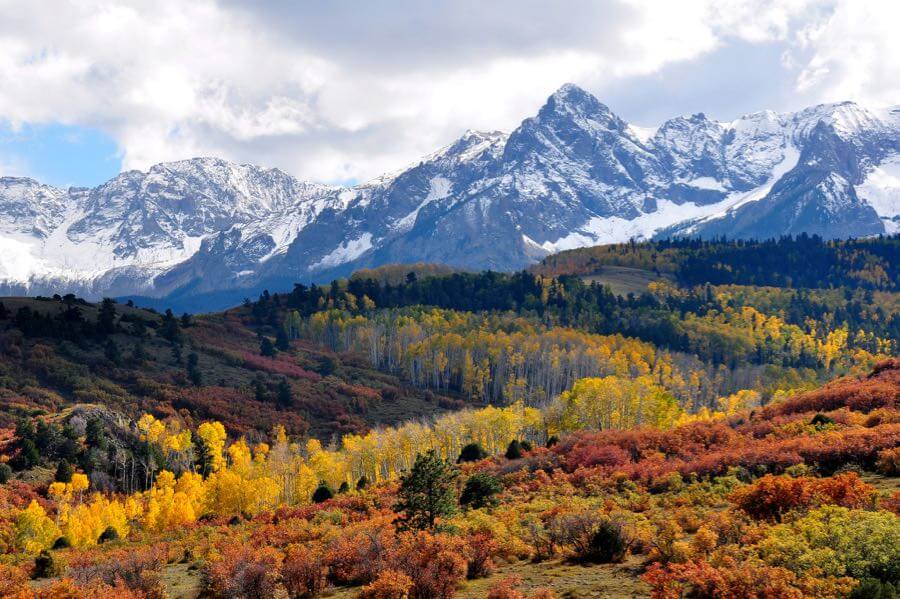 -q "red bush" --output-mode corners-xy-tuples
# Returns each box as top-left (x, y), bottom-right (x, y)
(388, 532), (468, 599)
(282, 545), (328, 598)
(203, 546), (283, 599)
(759, 360), (898, 419)
(241, 352), (322, 381)
(565, 444), (630, 470)
(642, 558), (806, 599)
(466, 533), (498, 578)
(730, 473), (876, 521)
(67, 546), (167, 598)
(324, 520), (397, 585)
